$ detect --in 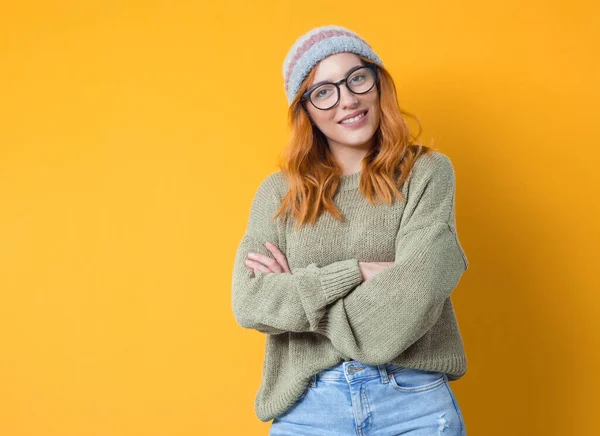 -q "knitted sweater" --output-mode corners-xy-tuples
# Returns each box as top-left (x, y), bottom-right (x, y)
(231, 151), (469, 422)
